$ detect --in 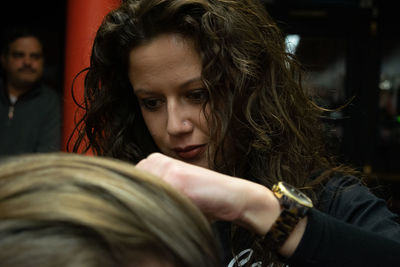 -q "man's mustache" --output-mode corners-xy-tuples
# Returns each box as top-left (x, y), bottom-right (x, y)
(18, 67), (36, 73)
